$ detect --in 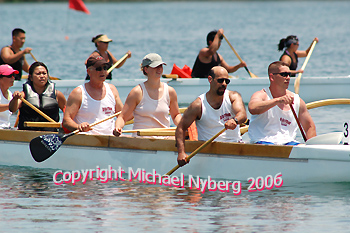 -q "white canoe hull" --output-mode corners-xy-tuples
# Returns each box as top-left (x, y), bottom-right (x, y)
(1, 129), (350, 184)
(10, 76), (350, 104)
